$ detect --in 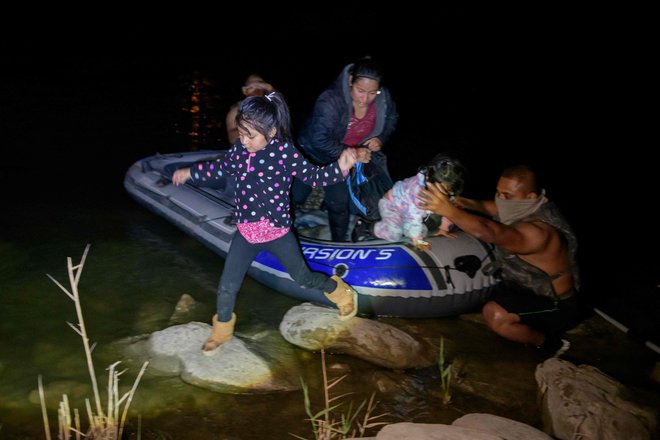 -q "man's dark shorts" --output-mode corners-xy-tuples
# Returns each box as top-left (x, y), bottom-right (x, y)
(488, 280), (581, 336)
